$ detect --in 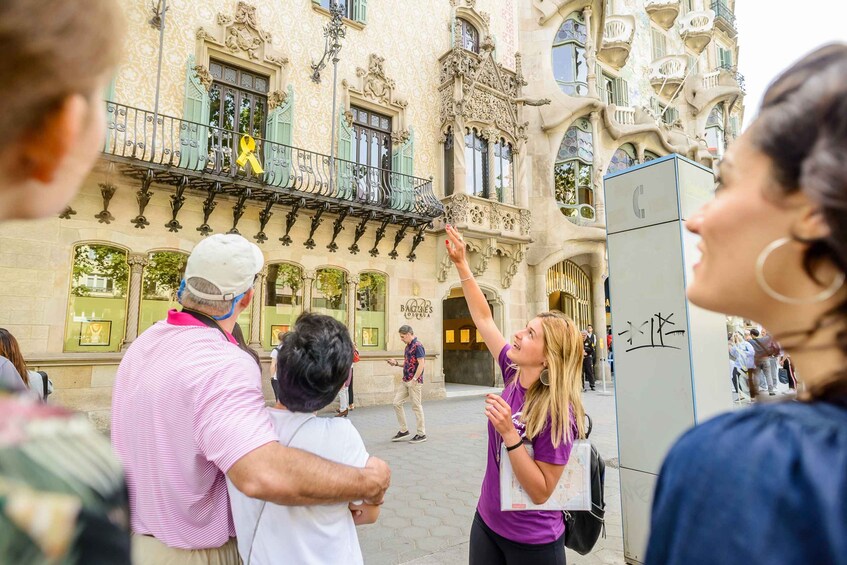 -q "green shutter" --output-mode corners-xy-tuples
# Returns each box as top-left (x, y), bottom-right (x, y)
(391, 128), (415, 212)
(264, 85), (294, 188)
(178, 55), (210, 172)
(353, 0), (367, 23)
(337, 109), (355, 200)
(614, 77), (629, 106)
